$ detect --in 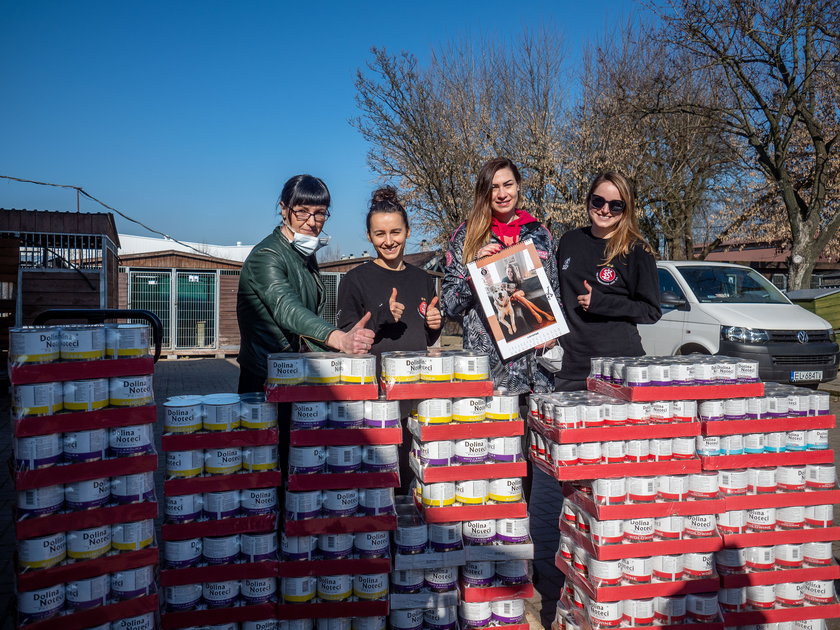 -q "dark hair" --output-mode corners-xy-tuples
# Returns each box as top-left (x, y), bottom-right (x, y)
(366, 186), (409, 233)
(463, 157), (522, 262)
(278, 174), (331, 210)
